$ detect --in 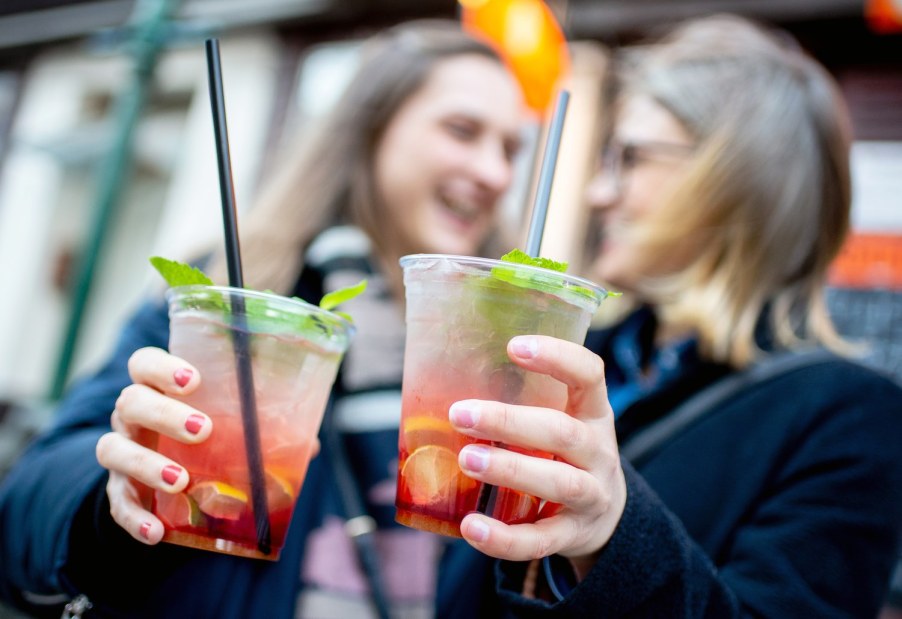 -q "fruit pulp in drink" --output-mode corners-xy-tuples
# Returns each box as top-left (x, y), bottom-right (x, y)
(153, 312), (341, 560)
